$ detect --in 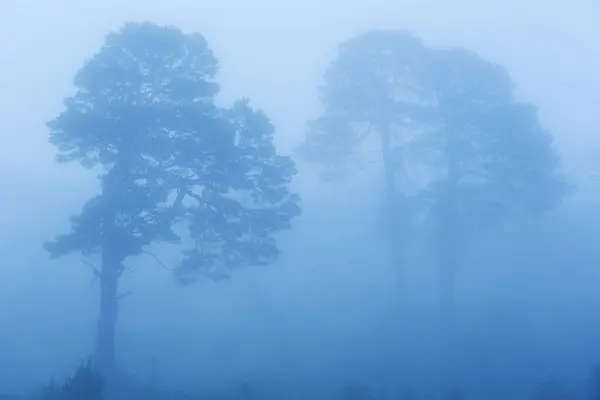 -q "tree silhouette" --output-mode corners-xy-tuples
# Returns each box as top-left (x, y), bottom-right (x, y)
(44, 21), (300, 376)
(297, 30), (436, 290)
(298, 30), (571, 309)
